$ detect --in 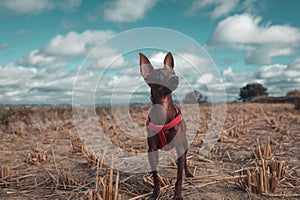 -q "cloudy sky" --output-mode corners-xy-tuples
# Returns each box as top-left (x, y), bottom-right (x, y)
(1, 0), (300, 105)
